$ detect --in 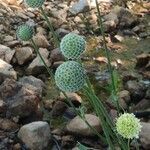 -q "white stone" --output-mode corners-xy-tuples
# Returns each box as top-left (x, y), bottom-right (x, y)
(0, 44), (15, 63)
(0, 59), (17, 84)
(140, 122), (150, 149)
(33, 34), (50, 48)
(90, 0), (113, 8)
(18, 121), (51, 150)
(15, 47), (33, 65)
(66, 114), (102, 136)
(26, 48), (51, 75)
(69, 0), (90, 15)
(91, 0), (113, 3)
(19, 75), (45, 96)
